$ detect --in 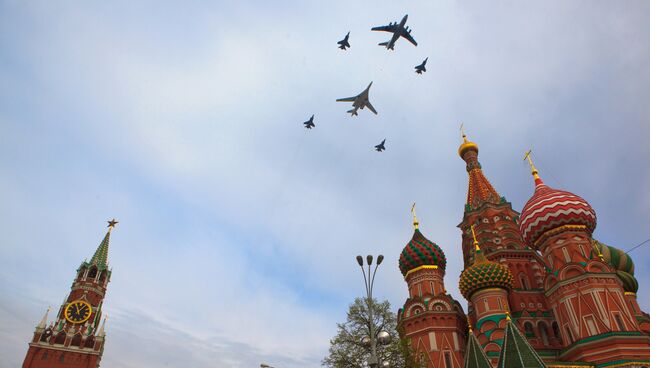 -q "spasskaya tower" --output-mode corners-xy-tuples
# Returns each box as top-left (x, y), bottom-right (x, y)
(22, 219), (117, 368)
